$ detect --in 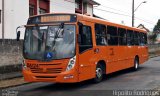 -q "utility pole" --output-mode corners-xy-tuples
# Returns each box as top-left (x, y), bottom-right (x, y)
(132, 0), (146, 27)
(2, 0), (4, 40)
(132, 0), (134, 27)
